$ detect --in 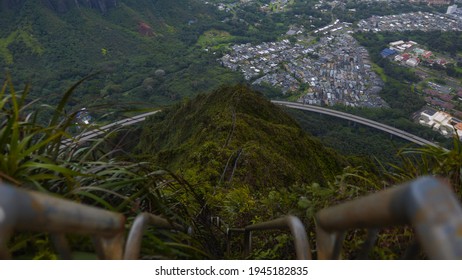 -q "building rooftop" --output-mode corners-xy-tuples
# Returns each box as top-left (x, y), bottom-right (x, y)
(381, 48), (397, 58)
(433, 111), (452, 123)
(423, 109), (437, 116)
